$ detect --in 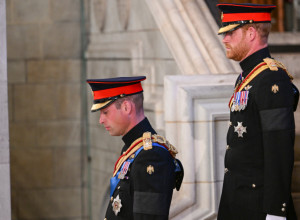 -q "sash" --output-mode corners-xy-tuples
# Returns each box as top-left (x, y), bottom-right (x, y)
(110, 143), (175, 197)
(228, 58), (293, 109)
